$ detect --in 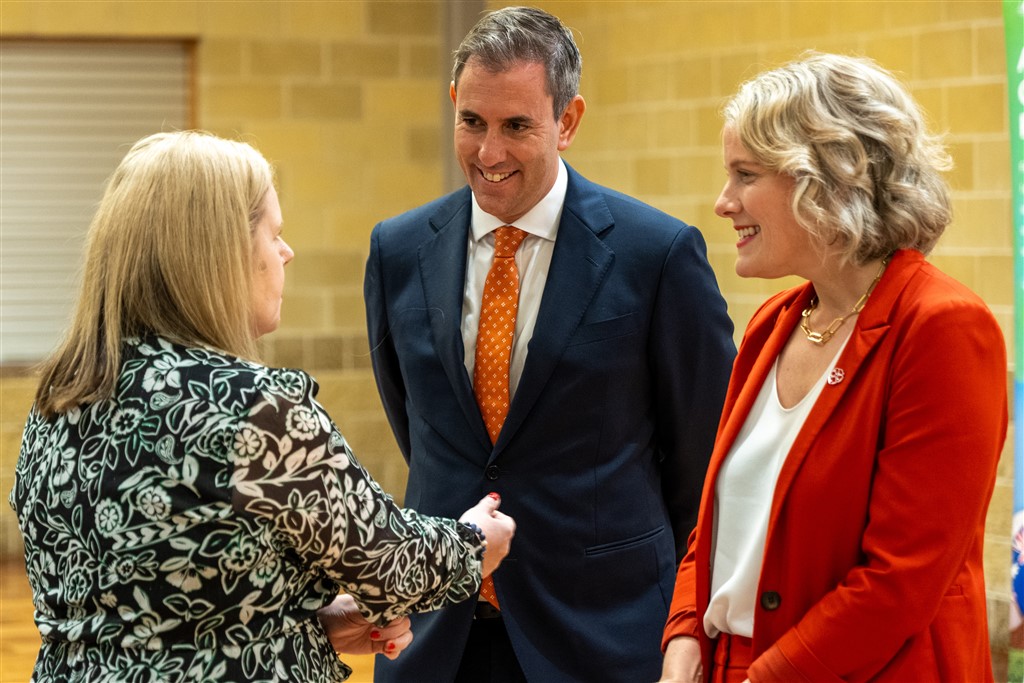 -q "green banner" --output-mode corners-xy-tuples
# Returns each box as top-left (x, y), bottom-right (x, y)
(1007, 0), (1023, 680)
